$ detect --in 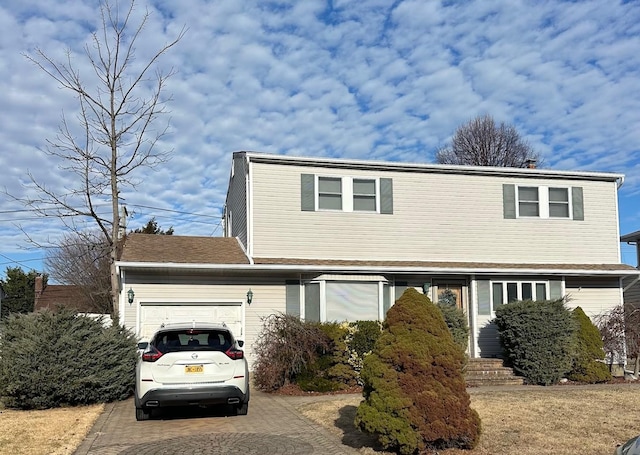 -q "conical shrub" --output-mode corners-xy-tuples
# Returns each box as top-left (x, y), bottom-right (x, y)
(355, 288), (481, 454)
